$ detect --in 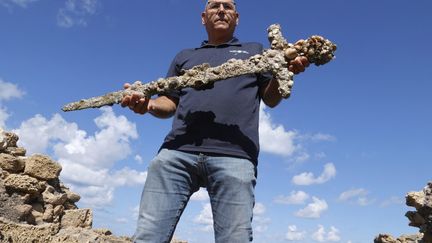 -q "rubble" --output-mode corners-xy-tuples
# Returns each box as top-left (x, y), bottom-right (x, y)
(0, 129), (187, 243)
(375, 182), (432, 243)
